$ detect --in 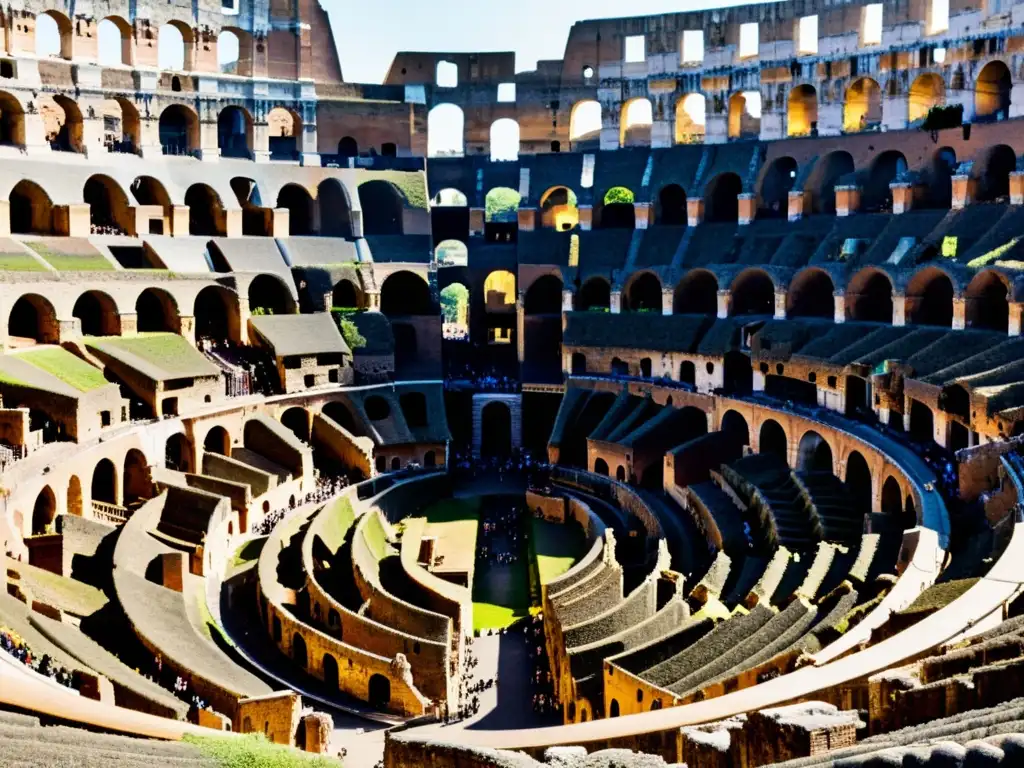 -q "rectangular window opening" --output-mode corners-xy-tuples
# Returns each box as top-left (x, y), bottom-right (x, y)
(929, 0), (950, 34)
(739, 23), (759, 58)
(798, 16), (818, 54)
(624, 35), (646, 63)
(863, 4), (883, 45)
(681, 30), (704, 64)
(497, 83), (516, 102)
